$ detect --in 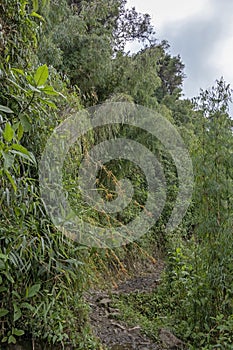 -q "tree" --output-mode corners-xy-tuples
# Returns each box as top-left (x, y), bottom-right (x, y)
(38, 0), (159, 104)
(154, 41), (185, 102)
